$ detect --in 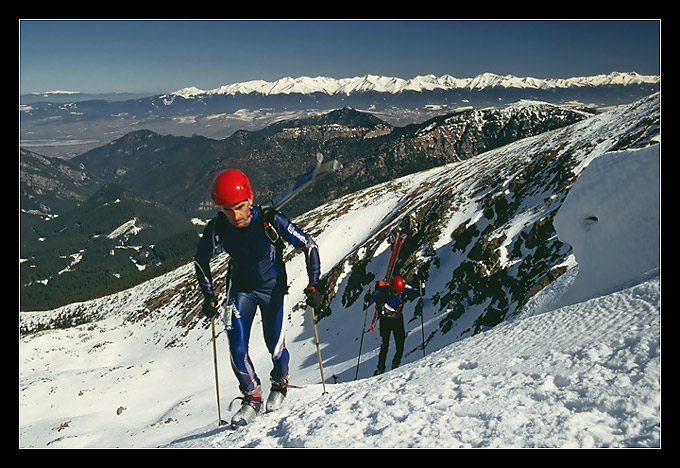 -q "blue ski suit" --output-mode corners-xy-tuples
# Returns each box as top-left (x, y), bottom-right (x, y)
(194, 206), (320, 392)
(366, 282), (420, 373)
